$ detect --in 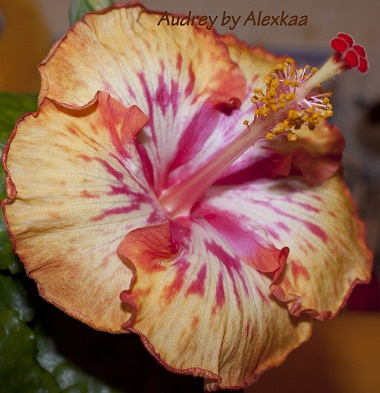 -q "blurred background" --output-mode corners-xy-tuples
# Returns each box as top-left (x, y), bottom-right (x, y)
(1, 1), (380, 392)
